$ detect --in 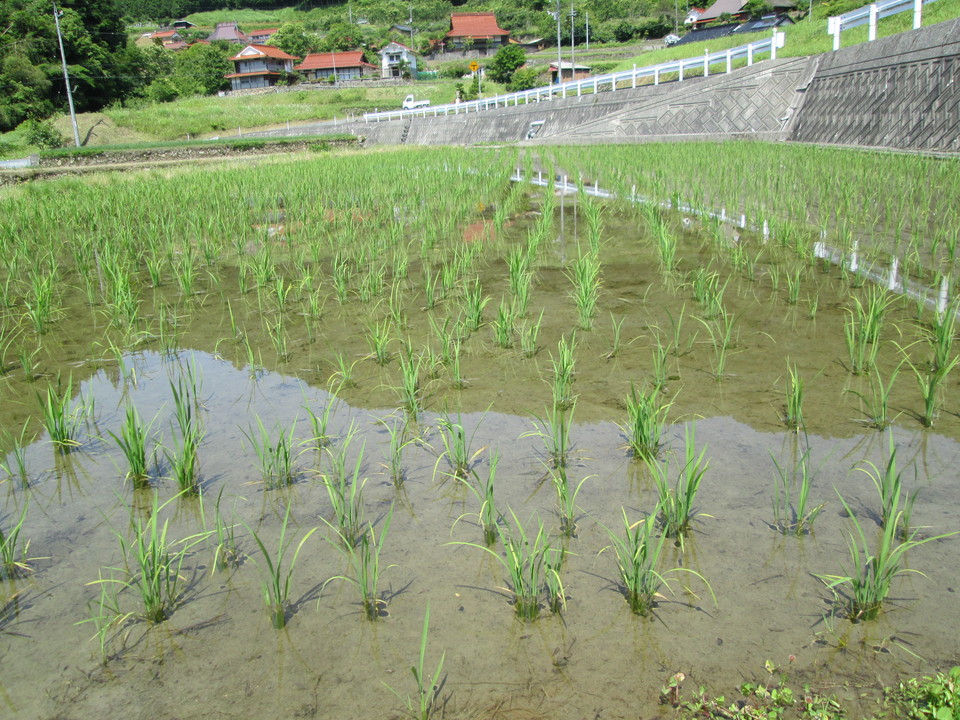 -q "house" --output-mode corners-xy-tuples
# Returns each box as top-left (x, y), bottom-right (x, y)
(208, 22), (249, 44)
(445, 12), (510, 51)
(225, 44), (298, 90)
(172, 19), (196, 29)
(150, 29), (182, 44)
(296, 51), (377, 82)
(248, 28), (278, 44)
(675, 13), (793, 45)
(684, 8), (707, 24)
(693, 0), (795, 26)
(380, 42), (417, 78)
(550, 61), (591, 83)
